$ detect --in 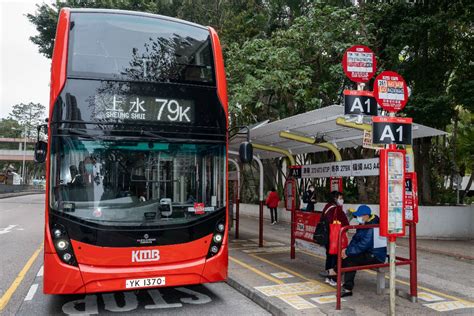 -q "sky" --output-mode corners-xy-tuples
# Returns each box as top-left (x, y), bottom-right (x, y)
(0, 0), (53, 119)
